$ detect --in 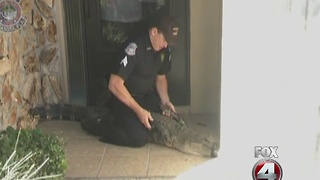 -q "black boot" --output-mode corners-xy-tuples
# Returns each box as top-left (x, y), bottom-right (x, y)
(81, 111), (114, 136)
